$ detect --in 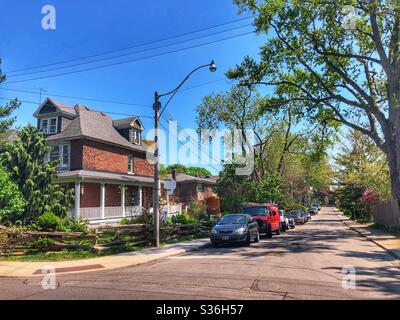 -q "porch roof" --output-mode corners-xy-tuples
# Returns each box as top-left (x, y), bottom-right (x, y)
(57, 170), (154, 186)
